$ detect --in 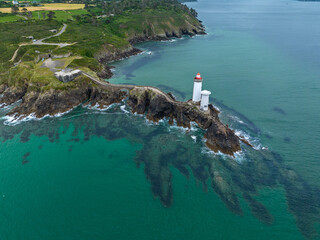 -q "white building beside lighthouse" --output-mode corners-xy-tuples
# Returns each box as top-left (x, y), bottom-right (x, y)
(200, 90), (211, 111)
(192, 72), (202, 102)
